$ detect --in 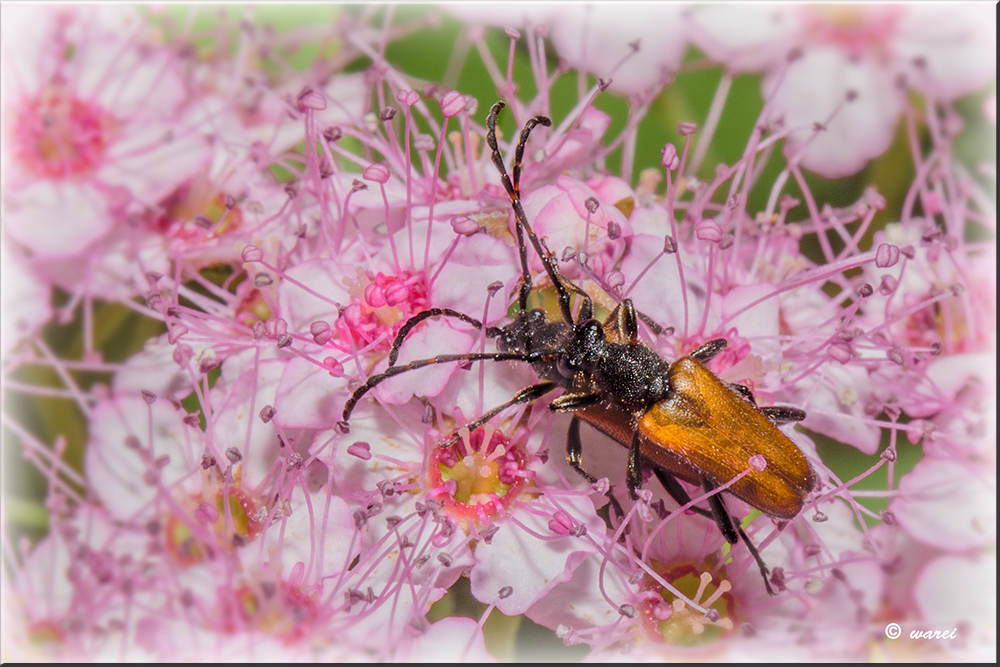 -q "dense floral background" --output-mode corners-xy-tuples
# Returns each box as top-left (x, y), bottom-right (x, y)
(1, 4), (995, 661)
